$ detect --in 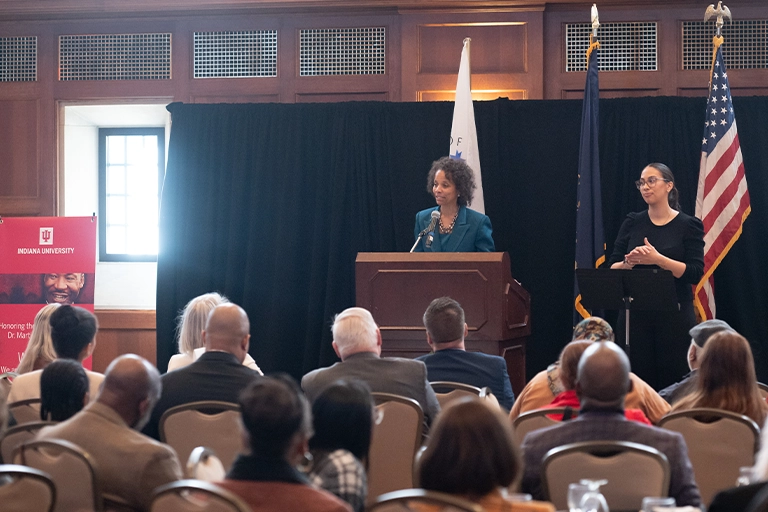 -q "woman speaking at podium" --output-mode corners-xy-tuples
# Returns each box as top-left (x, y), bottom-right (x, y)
(413, 156), (495, 252)
(608, 163), (704, 390)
